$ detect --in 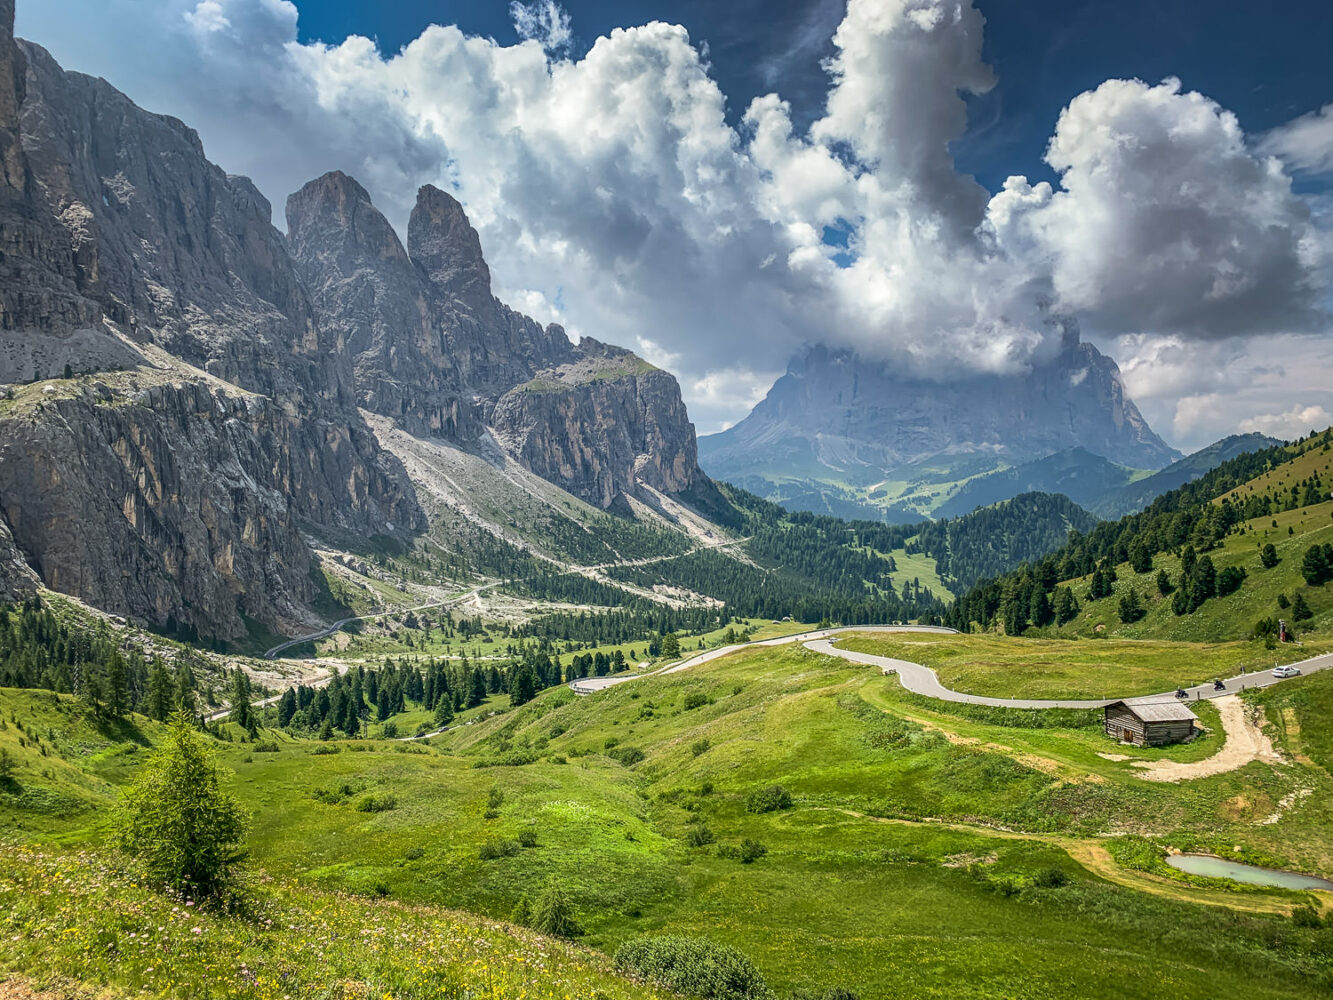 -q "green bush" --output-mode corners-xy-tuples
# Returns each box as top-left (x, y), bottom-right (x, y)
(478, 838), (521, 860)
(614, 935), (772, 1000)
(309, 744), (341, 755)
(683, 692), (709, 711)
(609, 746), (645, 766)
(719, 839), (768, 863)
(1291, 905), (1325, 928)
(517, 828), (538, 848)
(252, 741), (280, 753)
(685, 825), (715, 847)
(691, 737), (711, 757)
(354, 792), (397, 813)
(745, 785), (792, 814)
(1033, 867), (1070, 888)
